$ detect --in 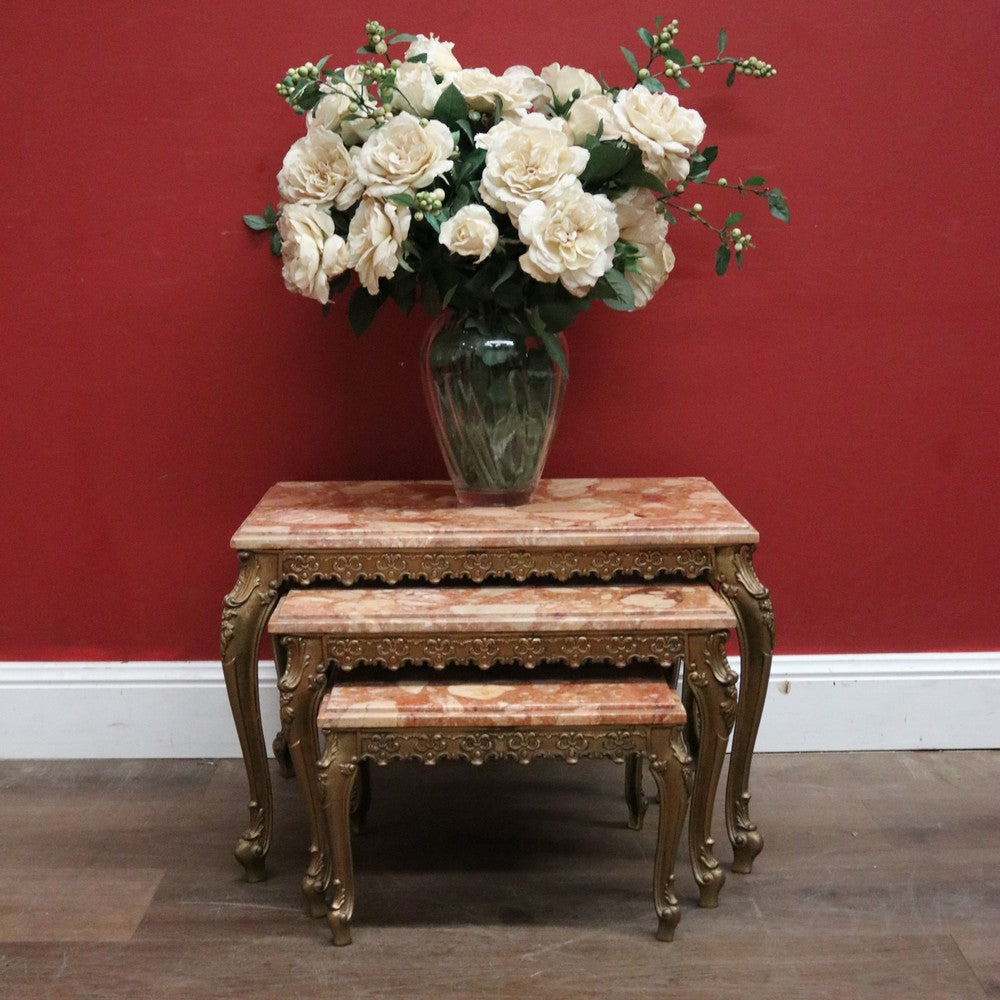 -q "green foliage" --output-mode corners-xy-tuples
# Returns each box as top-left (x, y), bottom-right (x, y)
(715, 244), (731, 276)
(767, 189), (791, 222)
